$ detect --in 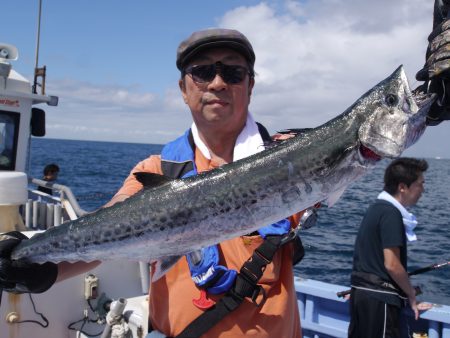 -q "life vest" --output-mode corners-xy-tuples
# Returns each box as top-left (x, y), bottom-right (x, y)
(160, 125), (291, 295)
